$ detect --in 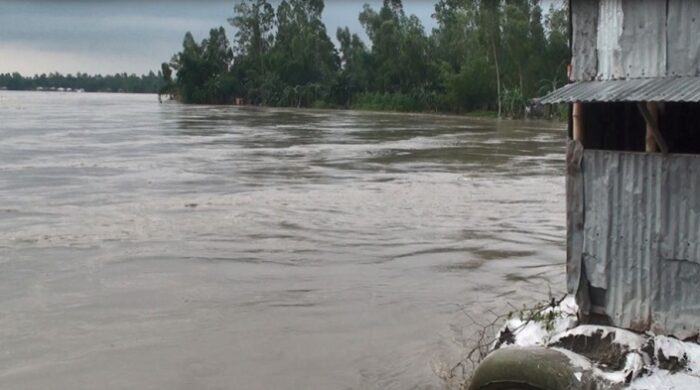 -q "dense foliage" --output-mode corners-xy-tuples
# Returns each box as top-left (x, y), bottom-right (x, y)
(0, 72), (165, 93)
(165, 0), (568, 117)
